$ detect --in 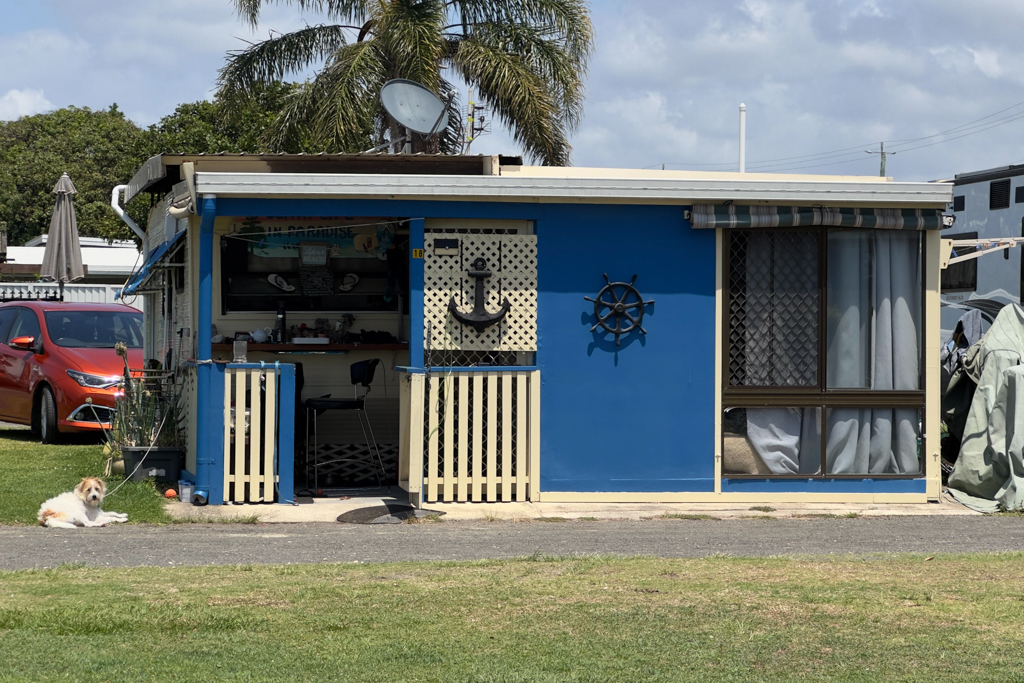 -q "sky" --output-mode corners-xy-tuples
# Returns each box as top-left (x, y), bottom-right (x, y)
(2, 0), (1024, 181)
